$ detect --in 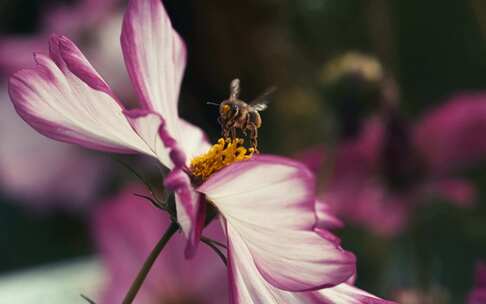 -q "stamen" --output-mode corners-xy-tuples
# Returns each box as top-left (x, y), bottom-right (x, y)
(190, 138), (255, 180)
